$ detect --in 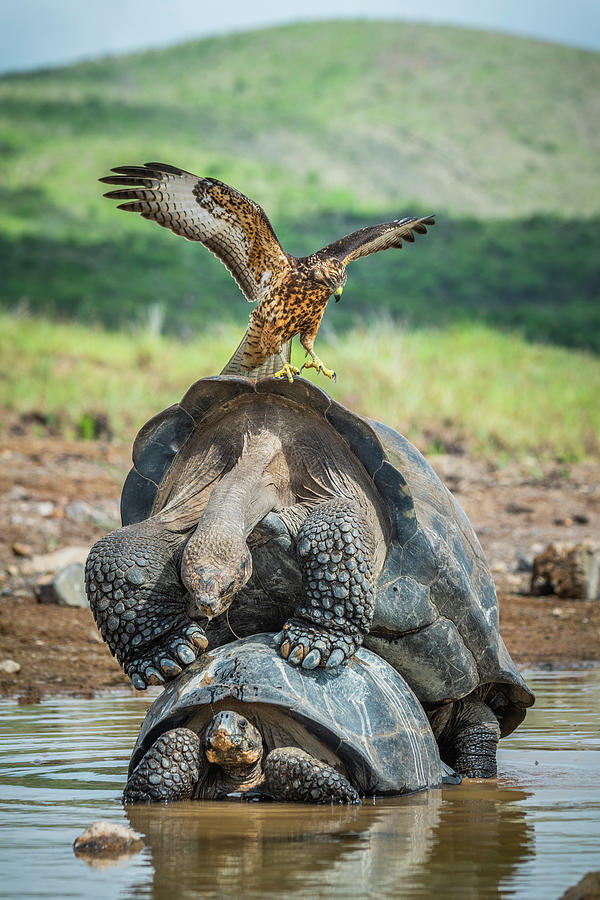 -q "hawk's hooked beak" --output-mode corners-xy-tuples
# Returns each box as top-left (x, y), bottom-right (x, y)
(334, 285), (343, 302)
